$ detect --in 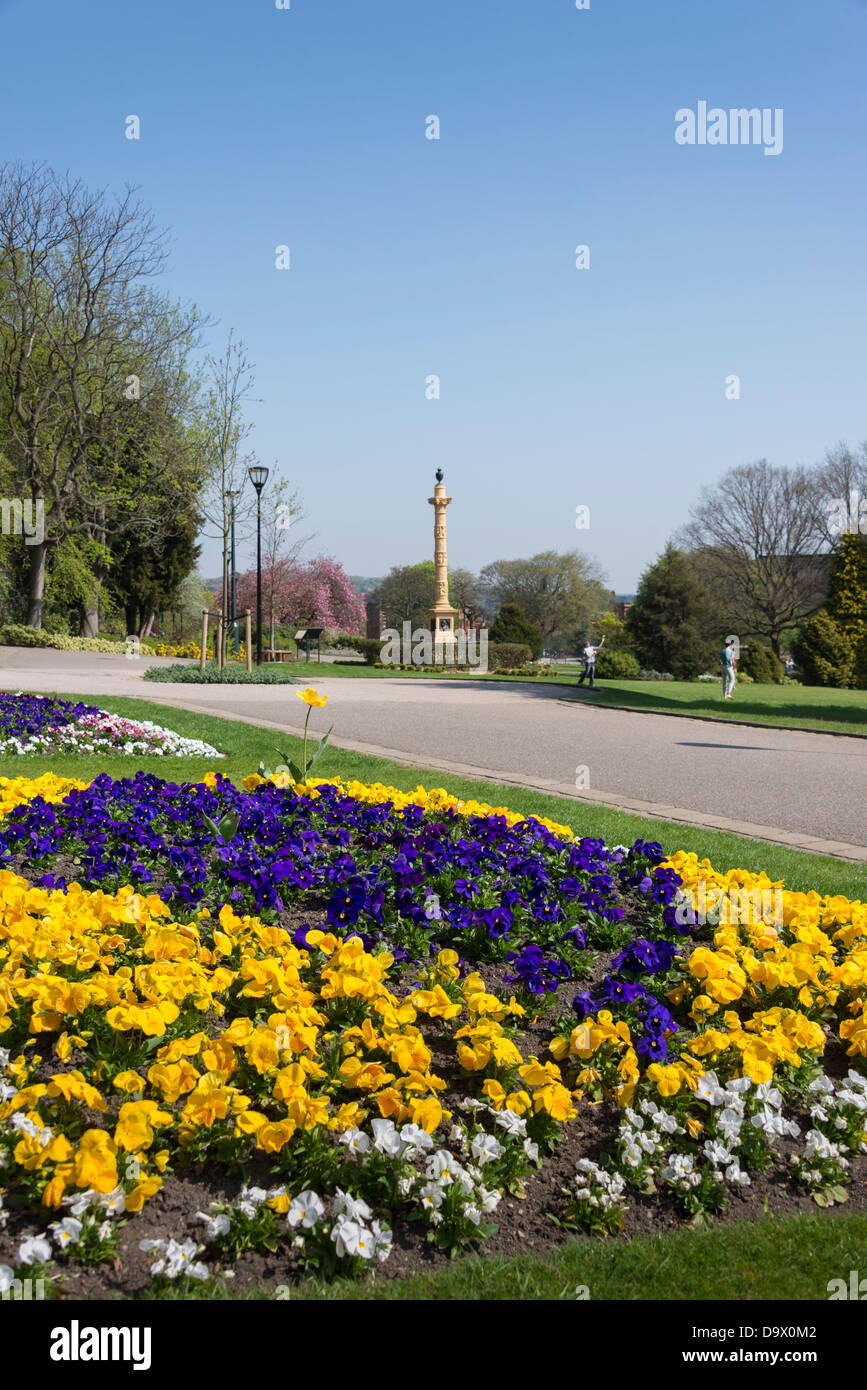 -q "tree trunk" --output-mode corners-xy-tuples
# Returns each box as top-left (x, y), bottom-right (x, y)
(80, 514), (108, 637)
(139, 611), (156, 640)
(125, 603), (139, 636)
(26, 542), (48, 628)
